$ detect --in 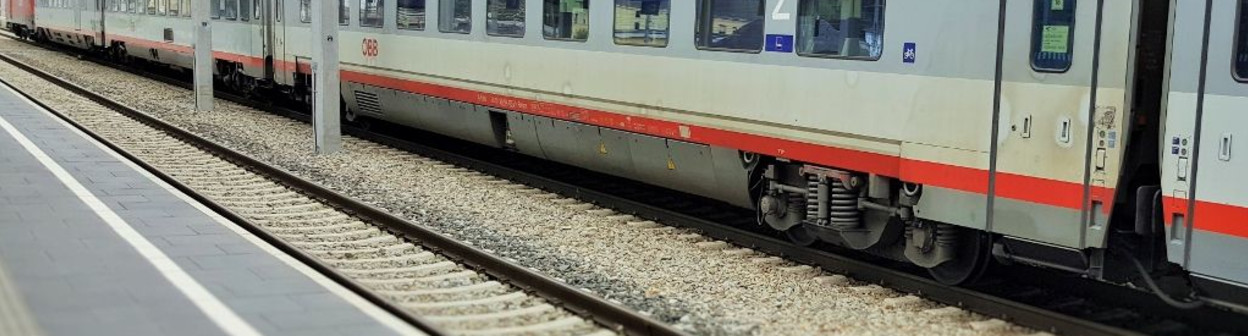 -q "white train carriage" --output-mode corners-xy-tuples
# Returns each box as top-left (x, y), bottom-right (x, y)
(317, 0), (1141, 285)
(99, 0), (281, 91)
(1162, 0), (1248, 310)
(32, 0), (103, 49)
